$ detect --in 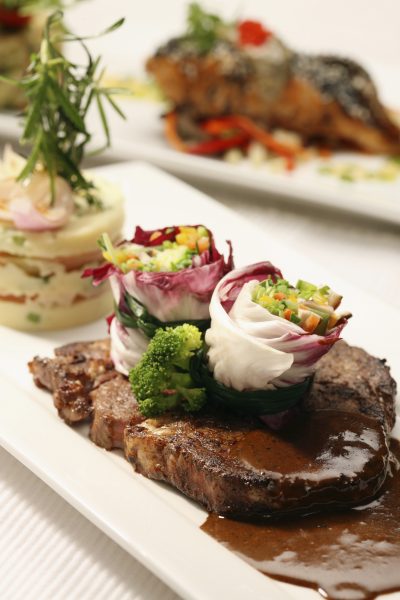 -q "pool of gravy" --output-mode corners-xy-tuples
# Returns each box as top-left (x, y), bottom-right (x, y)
(202, 439), (400, 600)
